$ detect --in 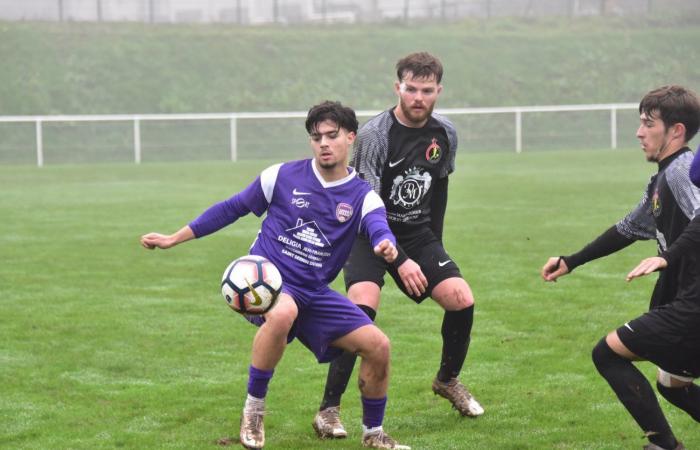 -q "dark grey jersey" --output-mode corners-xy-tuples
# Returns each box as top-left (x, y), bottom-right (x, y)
(350, 109), (457, 237)
(616, 148), (700, 308)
